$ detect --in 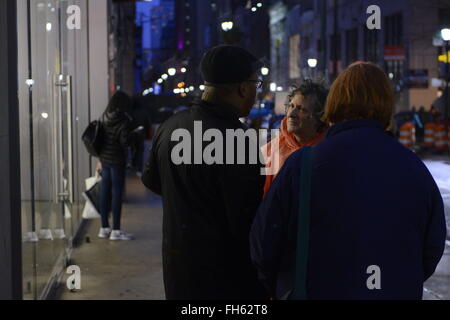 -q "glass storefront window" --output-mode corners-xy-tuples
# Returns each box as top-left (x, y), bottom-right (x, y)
(17, 0), (91, 300)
